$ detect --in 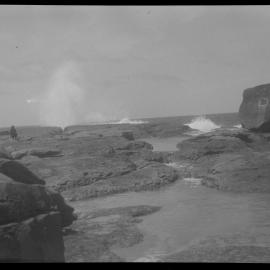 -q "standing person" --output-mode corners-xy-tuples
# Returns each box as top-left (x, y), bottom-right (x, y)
(10, 125), (18, 140)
